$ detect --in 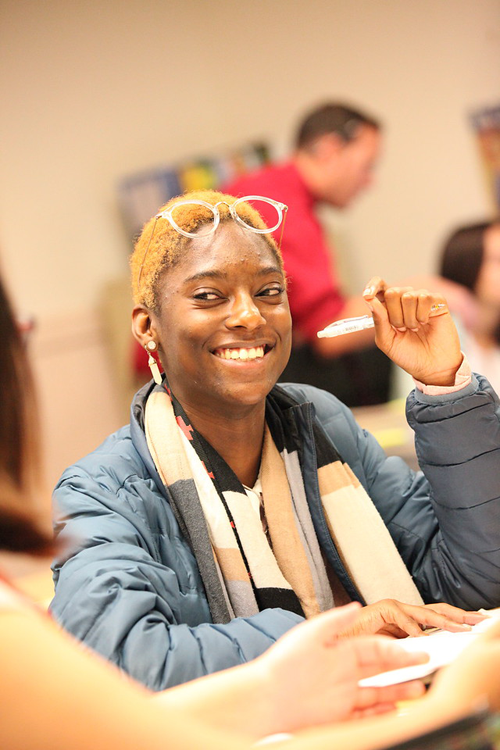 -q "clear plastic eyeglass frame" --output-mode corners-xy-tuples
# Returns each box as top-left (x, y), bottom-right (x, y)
(138, 195), (288, 286)
(158, 196), (287, 238)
